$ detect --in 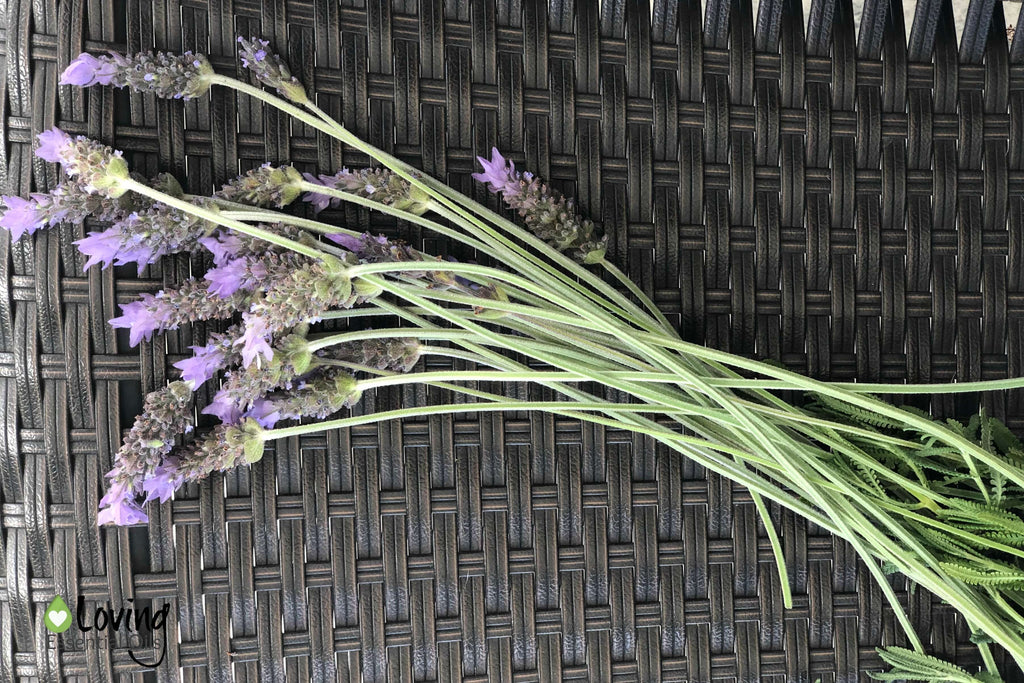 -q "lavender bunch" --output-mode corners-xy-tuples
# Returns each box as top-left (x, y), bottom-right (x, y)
(11, 41), (1024, 681)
